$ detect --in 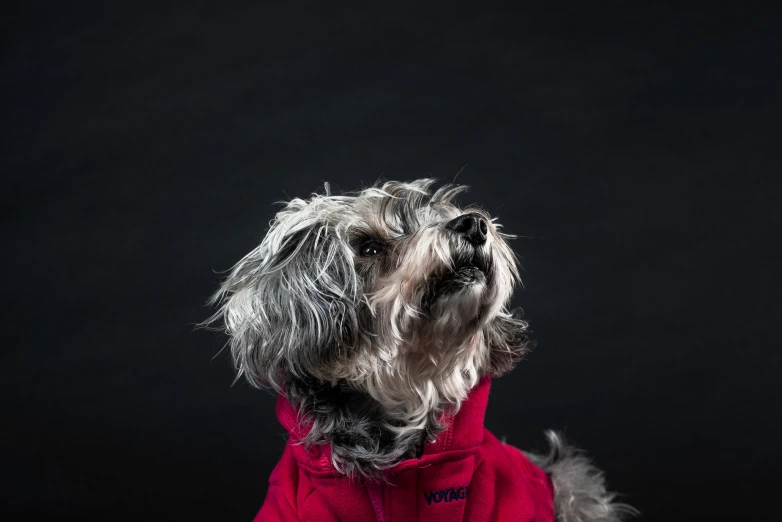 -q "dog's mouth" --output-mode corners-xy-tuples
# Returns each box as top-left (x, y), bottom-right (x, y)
(424, 250), (491, 305)
(452, 252), (489, 281)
